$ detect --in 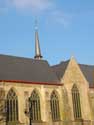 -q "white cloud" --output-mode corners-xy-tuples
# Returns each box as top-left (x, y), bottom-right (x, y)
(48, 10), (72, 28)
(8, 0), (52, 13)
(0, 0), (72, 28)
